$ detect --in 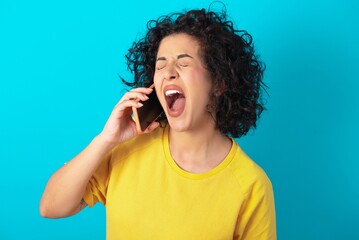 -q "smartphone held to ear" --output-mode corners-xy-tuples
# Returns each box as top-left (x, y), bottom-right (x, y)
(132, 84), (164, 134)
